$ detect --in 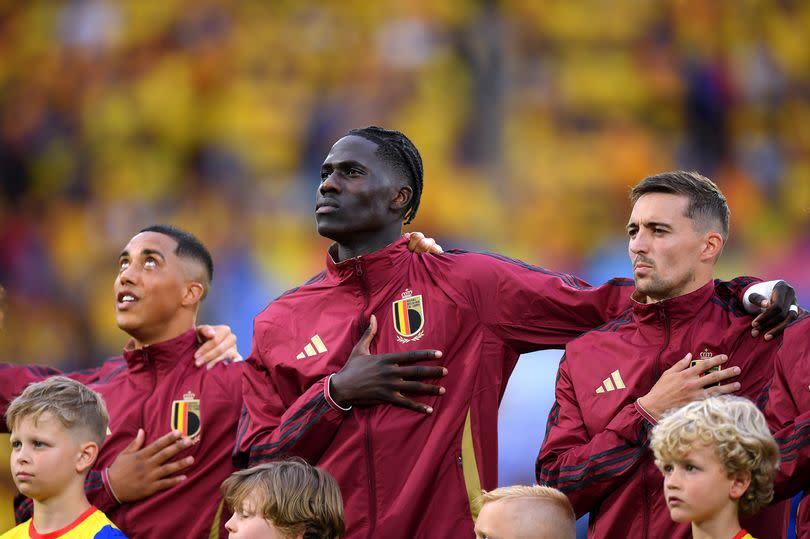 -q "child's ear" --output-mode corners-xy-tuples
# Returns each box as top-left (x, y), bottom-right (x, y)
(76, 441), (99, 474)
(729, 470), (752, 500)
